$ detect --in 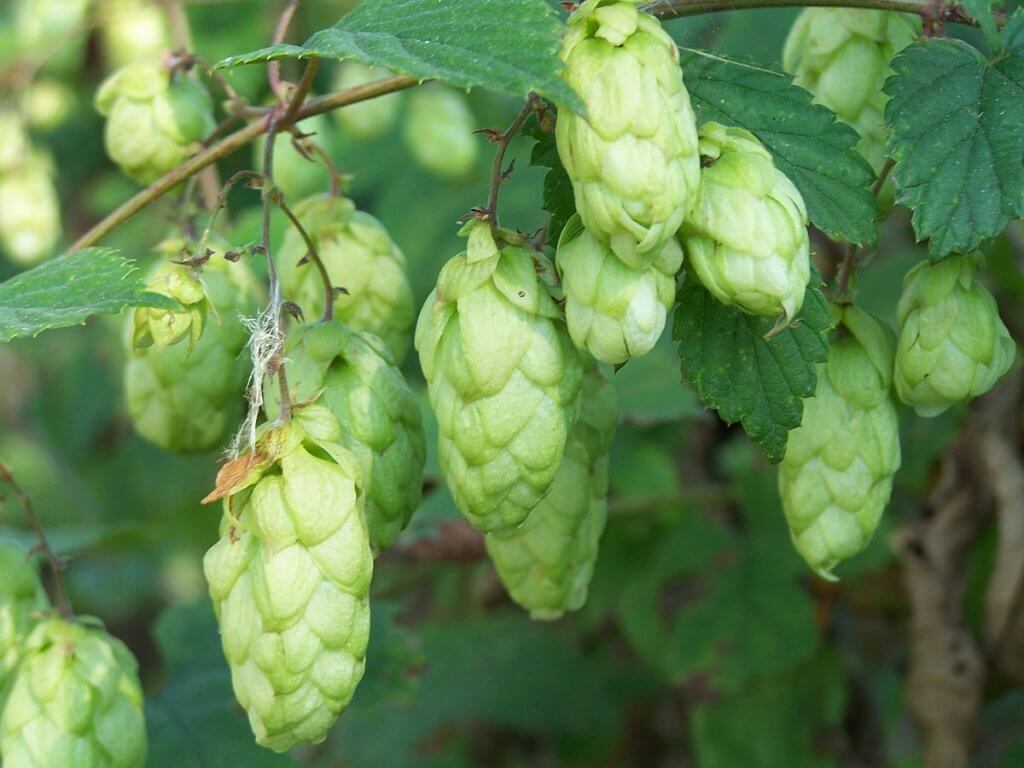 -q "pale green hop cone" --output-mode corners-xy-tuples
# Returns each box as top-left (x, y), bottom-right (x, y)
(782, 8), (920, 179)
(265, 320), (426, 552)
(332, 62), (402, 140)
(778, 306), (901, 579)
(557, 214), (681, 364)
(0, 540), (49, 708)
(416, 221), (583, 534)
(203, 405), (373, 752)
(278, 195), (415, 363)
(95, 59), (215, 184)
(123, 239), (260, 453)
(894, 254), (1015, 417)
(680, 122), (810, 320)
(0, 619), (147, 768)
(253, 114), (333, 202)
(485, 364), (617, 619)
(0, 153), (61, 267)
(403, 85), (479, 180)
(99, 0), (170, 69)
(556, 0), (700, 266)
